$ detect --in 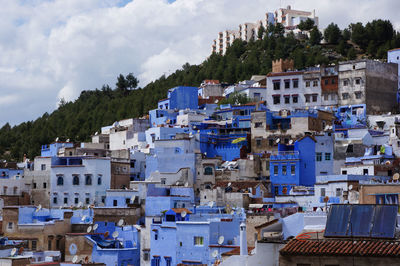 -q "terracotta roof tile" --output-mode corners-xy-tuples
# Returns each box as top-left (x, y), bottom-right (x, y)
(280, 239), (400, 257)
